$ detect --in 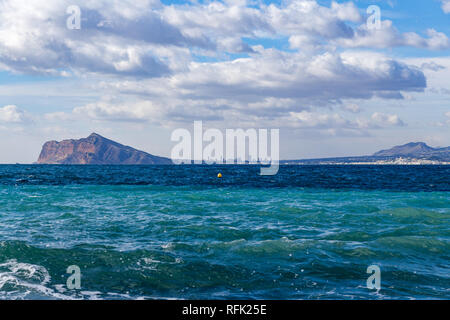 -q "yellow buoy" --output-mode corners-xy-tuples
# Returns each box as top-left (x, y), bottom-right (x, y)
(217, 173), (222, 178)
